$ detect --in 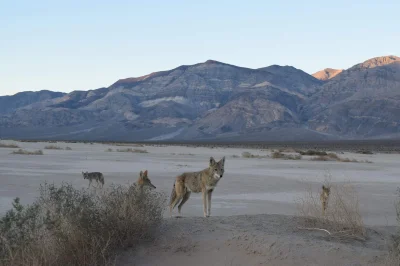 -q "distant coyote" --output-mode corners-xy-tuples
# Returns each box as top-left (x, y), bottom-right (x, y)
(136, 170), (156, 189)
(320, 185), (331, 215)
(169, 156), (225, 217)
(82, 171), (104, 188)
